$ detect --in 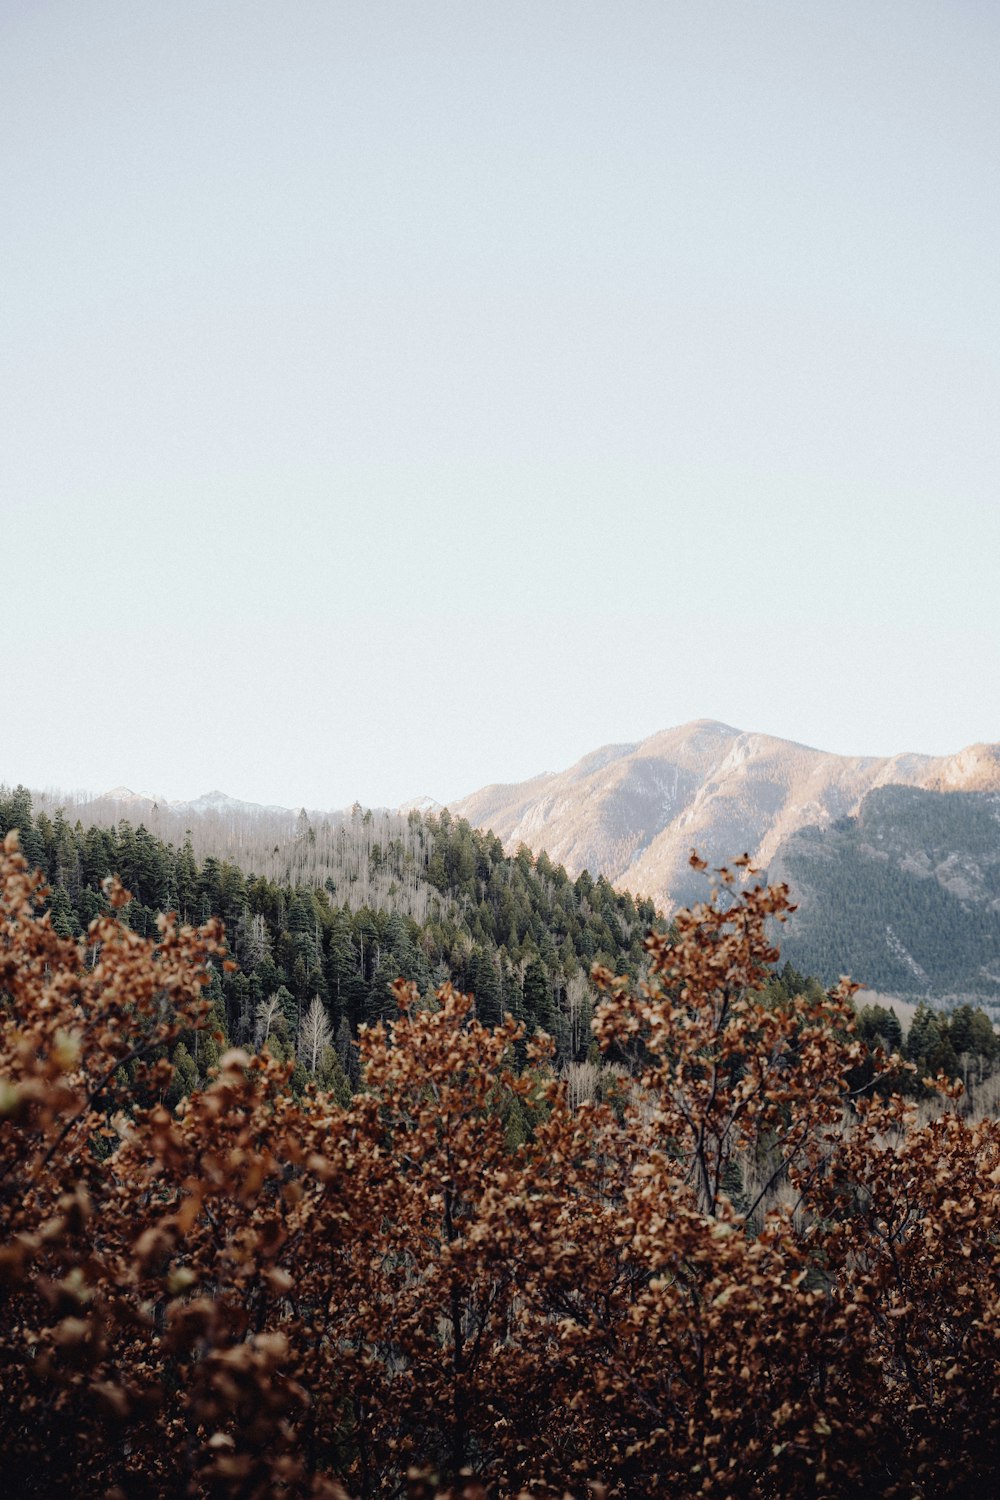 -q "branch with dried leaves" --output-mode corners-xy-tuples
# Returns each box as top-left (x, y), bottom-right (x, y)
(2, 834), (1000, 1498)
